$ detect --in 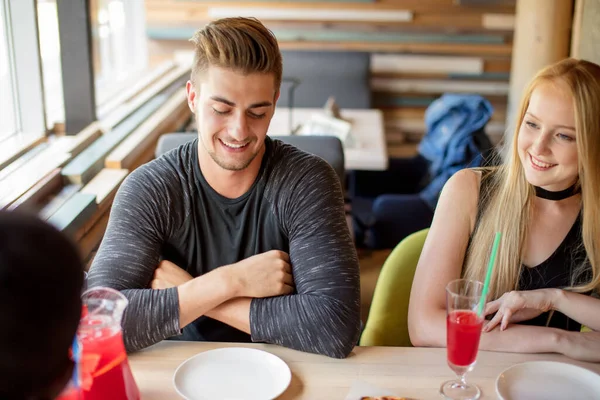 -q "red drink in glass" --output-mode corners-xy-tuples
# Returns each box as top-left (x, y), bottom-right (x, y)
(447, 310), (483, 367)
(78, 288), (140, 400)
(79, 324), (139, 400)
(440, 279), (484, 400)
